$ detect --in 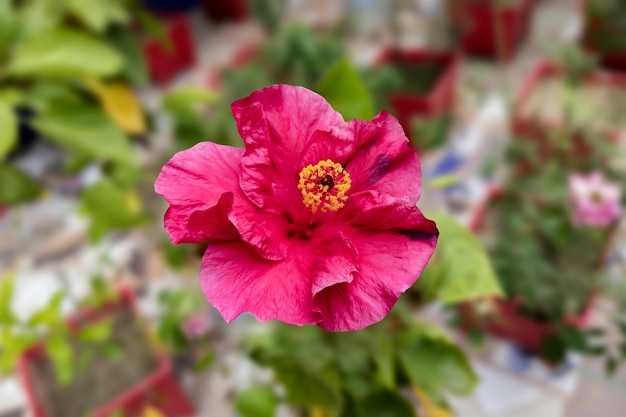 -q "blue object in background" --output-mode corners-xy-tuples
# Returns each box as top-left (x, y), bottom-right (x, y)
(143, 0), (198, 12)
(431, 152), (463, 177)
(508, 345), (532, 373)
